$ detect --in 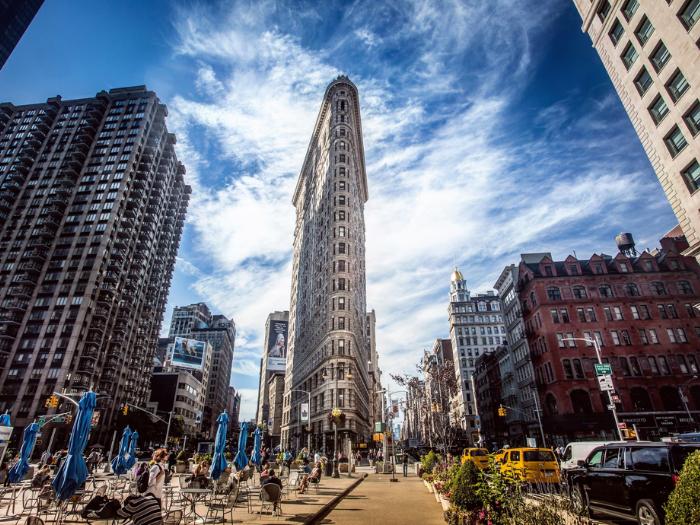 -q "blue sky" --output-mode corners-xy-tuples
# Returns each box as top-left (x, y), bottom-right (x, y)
(0, 0), (678, 420)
